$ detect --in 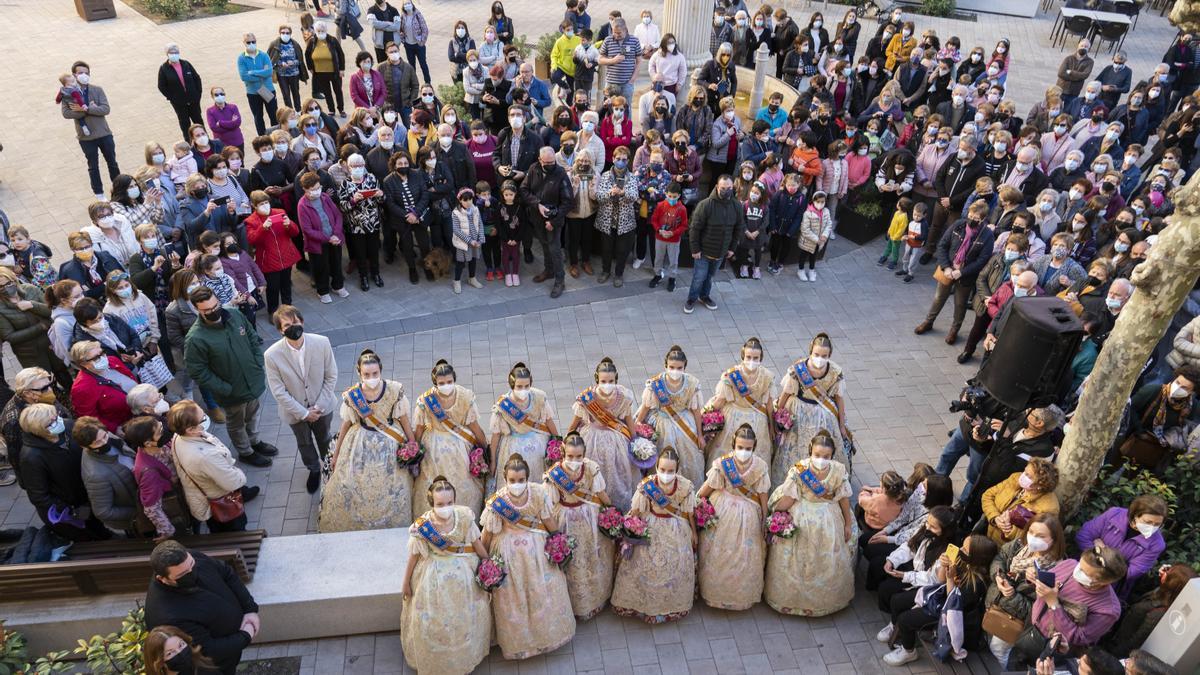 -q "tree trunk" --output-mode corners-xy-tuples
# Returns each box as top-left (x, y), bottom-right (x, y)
(1055, 170), (1200, 516)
